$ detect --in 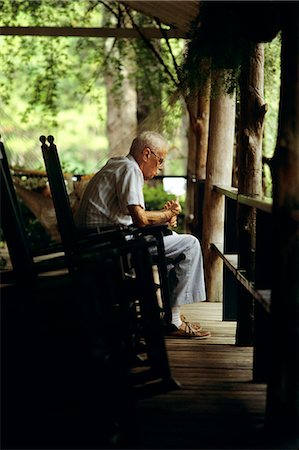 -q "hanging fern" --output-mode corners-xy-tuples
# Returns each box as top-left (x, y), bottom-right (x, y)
(182, 1), (282, 98)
